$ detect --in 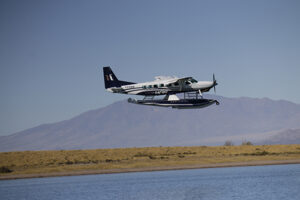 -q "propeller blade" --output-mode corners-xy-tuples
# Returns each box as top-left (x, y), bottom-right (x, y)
(213, 73), (217, 93)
